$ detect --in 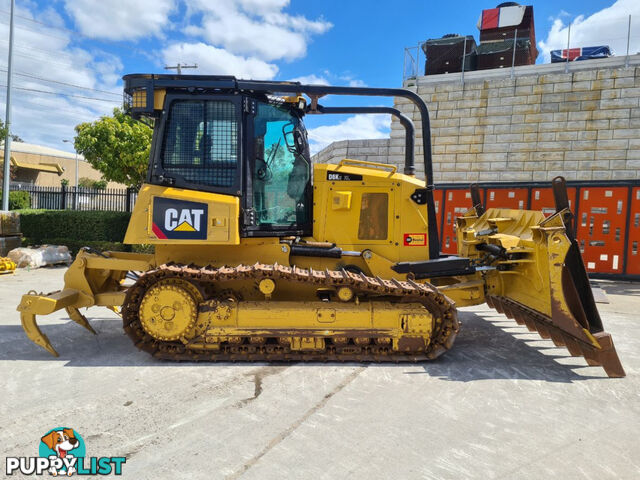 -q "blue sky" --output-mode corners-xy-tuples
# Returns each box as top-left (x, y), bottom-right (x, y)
(0, 0), (637, 155)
